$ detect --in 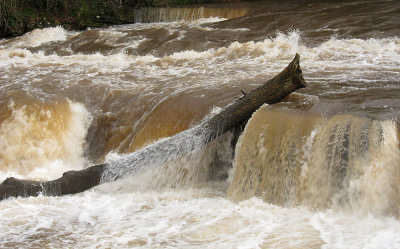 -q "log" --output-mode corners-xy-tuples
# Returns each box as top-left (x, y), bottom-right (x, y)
(0, 53), (306, 200)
